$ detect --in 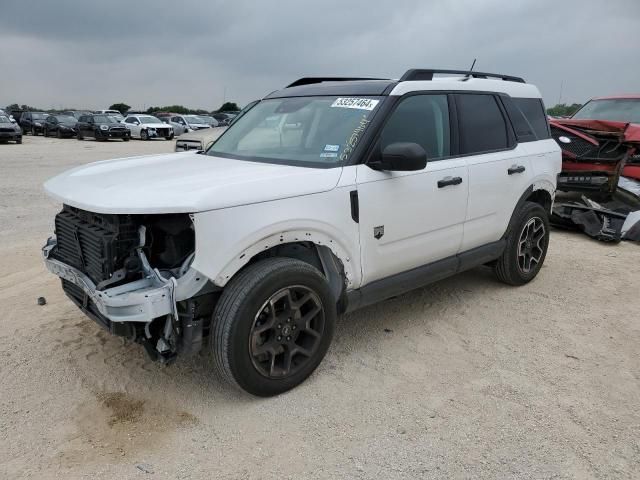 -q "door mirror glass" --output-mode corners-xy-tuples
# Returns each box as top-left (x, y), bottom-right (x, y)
(372, 142), (427, 171)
